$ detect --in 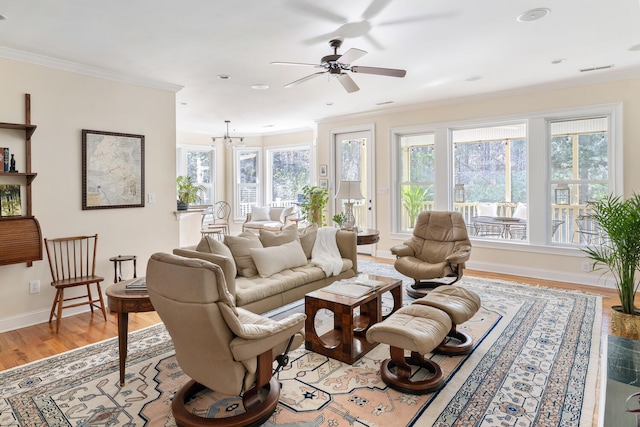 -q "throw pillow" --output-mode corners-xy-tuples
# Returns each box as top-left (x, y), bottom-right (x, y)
(196, 235), (234, 259)
(260, 224), (300, 247)
(224, 232), (263, 277)
(476, 202), (498, 217)
(279, 206), (295, 224)
(249, 240), (308, 278)
(298, 223), (318, 259)
(251, 206), (271, 222)
(512, 203), (527, 219)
